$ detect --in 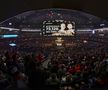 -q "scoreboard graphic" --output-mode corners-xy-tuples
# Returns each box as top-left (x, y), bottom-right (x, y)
(42, 20), (75, 36)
